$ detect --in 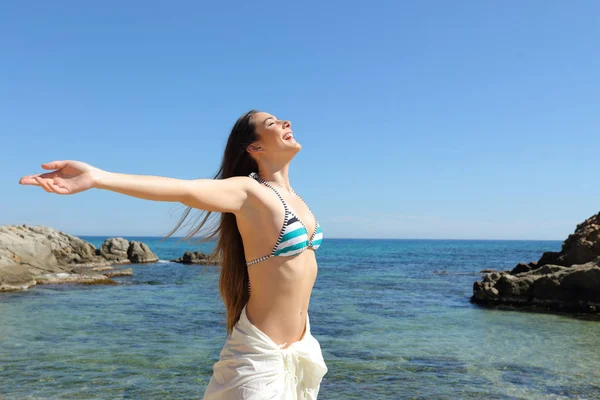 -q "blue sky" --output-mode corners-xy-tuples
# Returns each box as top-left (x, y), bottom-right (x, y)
(2, 1), (599, 240)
